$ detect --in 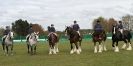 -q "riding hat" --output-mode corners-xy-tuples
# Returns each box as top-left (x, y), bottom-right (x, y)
(51, 24), (54, 26)
(74, 20), (77, 23)
(119, 21), (122, 23)
(97, 20), (100, 23)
